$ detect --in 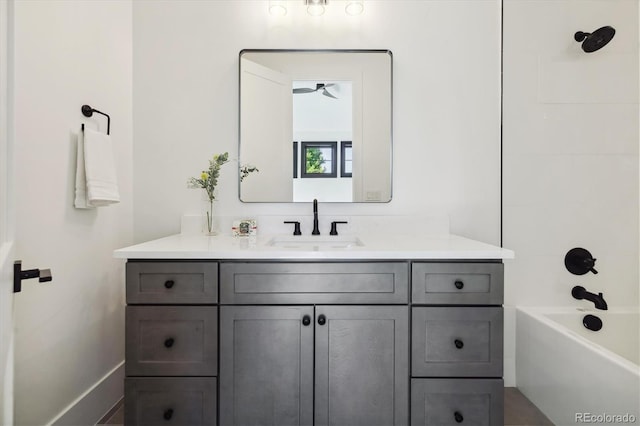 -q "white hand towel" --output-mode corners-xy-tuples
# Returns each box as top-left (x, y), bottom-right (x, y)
(74, 128), (120, 208)
(74, 129), (93, 209)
